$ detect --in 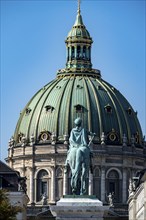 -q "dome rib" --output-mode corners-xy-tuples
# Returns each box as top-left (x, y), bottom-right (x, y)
(26, 80), (57, 140)
(33, 79), (62, 141)
(54, 78), (71, 137)
(132, 117), (143, 145)
(25, 88), (46, 140)
(64, 77), (76, 135)
(14, 87), (45, 142)
(102, 81), (131, 142)
(100, 82), (123, 142)
(89, 78), (103, 136)
(83, 77), (92, 131)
